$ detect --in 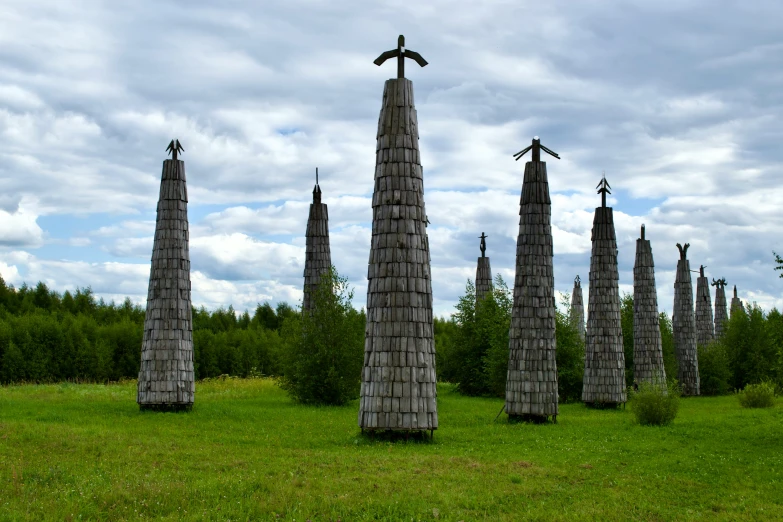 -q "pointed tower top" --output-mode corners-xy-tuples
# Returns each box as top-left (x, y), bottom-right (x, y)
(312, 167), (322, 203)
(373, 35), (428, 79)
(574, 274), (581, 287)
(513, 136), (560, 163)
(478, 232), (488, 257)
(596, 172), (611, 208)
(676, 242), (690, 260)
(640, 224), (645, 240)
(734, 285), (738, 298)
(166, 139), (184, 161)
